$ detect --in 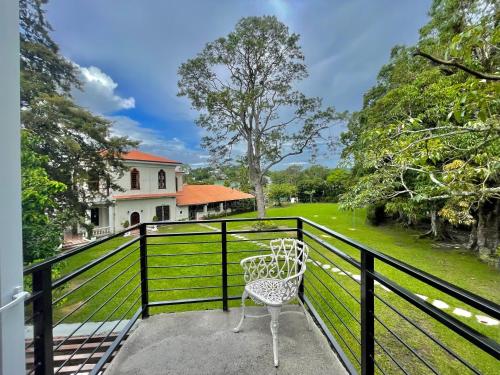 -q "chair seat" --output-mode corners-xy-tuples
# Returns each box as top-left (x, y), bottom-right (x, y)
(245, 278), (291, 306)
